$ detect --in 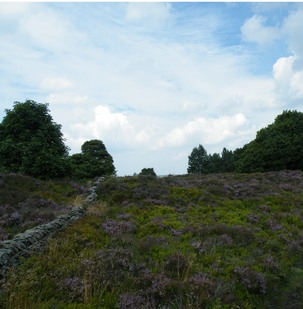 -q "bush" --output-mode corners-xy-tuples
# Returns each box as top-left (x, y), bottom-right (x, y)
(138, 168), (157, 177)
